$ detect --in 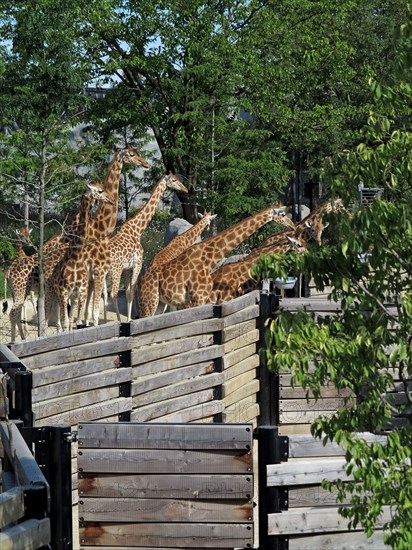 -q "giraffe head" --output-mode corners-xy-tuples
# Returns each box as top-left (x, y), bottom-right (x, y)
(163, 173), (189, 194)
(199, 211), (218, 230)
(15, 226), (33, 245)
(85, 181), (115, 204)
(119, 145), (151, 169)
(285, 235), (307, 254)
(271, 204), (295, 229)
